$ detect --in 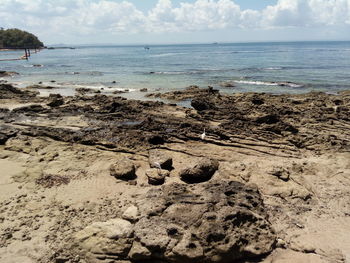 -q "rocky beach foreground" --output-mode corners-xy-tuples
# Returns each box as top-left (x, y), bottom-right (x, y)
(0, 82), (350, 263)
